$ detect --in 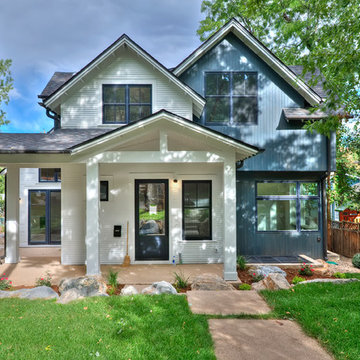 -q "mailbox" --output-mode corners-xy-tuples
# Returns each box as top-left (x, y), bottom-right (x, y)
(113, 225), (122, 237)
